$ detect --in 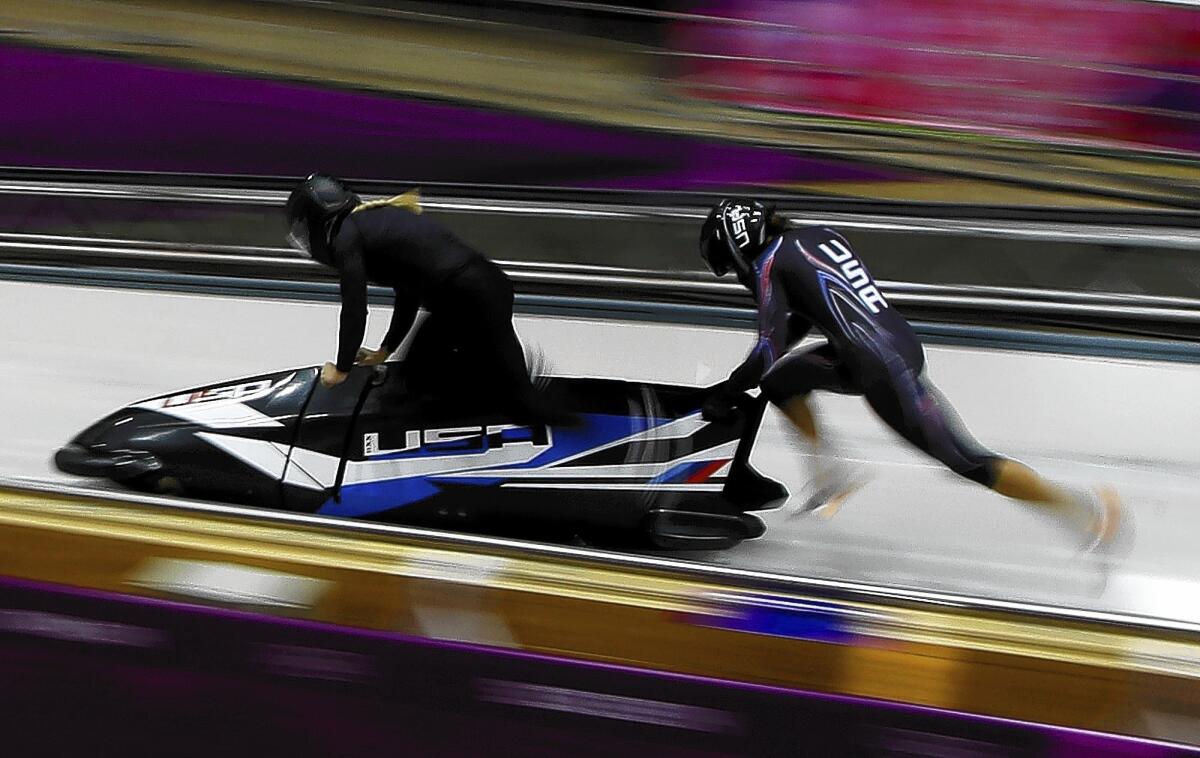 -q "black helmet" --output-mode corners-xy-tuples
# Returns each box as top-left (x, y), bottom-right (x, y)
(699, 198), (773, 277)
(285, 173), (360, 263)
